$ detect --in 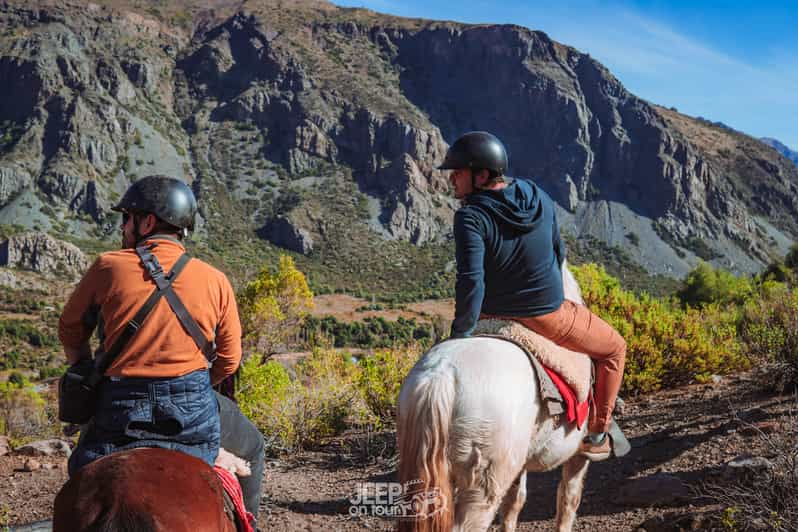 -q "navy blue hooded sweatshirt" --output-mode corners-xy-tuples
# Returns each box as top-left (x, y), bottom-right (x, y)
(451, 178), (566, 338)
